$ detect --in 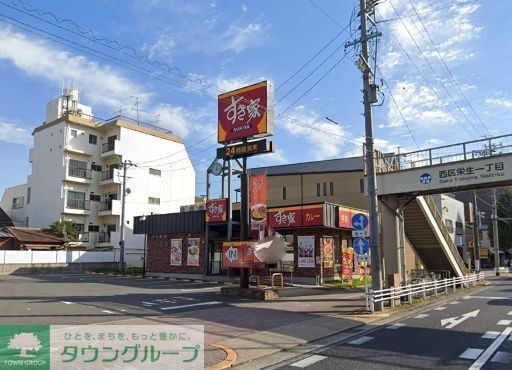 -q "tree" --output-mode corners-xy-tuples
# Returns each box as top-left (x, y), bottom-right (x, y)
(50, 220), (80, 242)
(8, 332), (42, 357)
(489, 188), (512, 252)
